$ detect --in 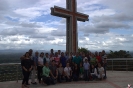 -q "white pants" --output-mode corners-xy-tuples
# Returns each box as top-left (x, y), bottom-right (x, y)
(31, 68), (36, 83)
(97, 74), (105, 78)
